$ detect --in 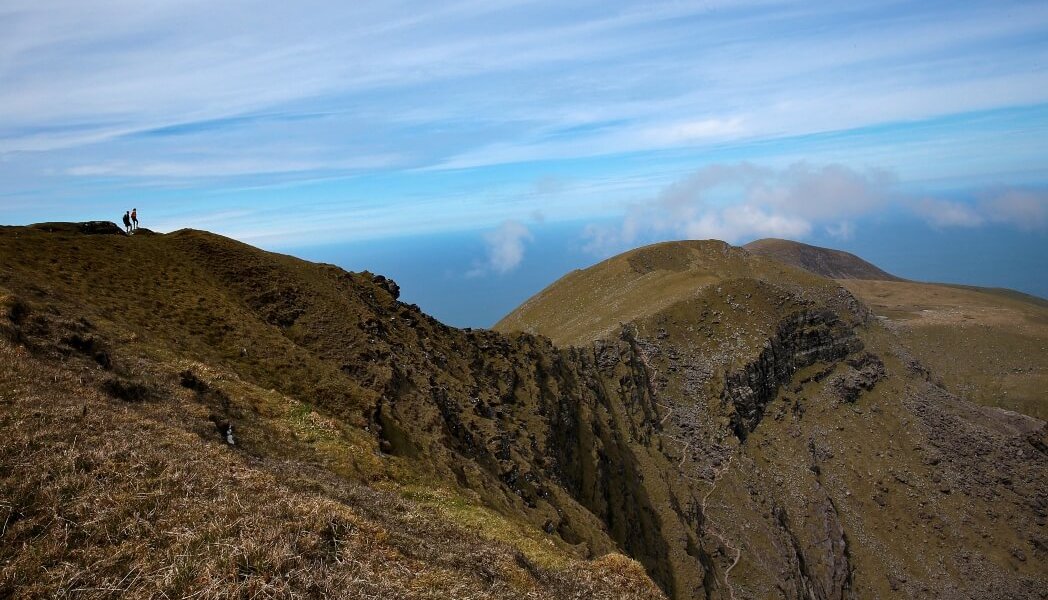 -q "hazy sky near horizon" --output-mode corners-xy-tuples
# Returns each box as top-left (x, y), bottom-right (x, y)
(2, 0), (1047, 322)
